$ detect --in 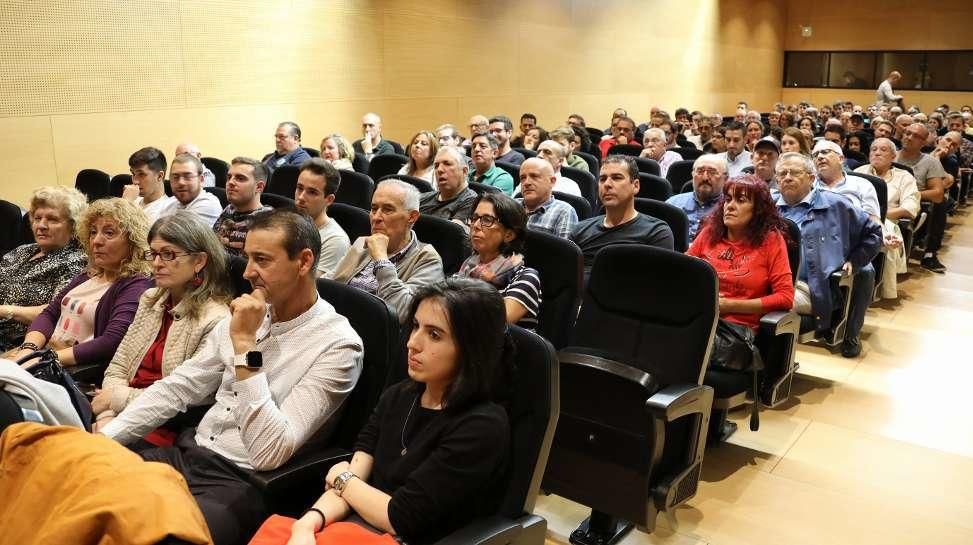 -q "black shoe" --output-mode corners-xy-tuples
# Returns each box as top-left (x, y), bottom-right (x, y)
(921, 255), (947, 274)
(841, 338), (862, 358)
